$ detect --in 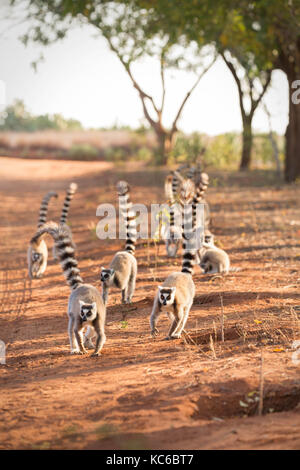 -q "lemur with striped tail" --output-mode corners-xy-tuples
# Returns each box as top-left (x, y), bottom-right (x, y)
(27, 190), (58, 279)
(199, 233), (231, 275)
(100, 181), (137, 305)
(53, 182), (78, 261)
(150, 180), (196, 340)
(30, 222), (106, 356)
